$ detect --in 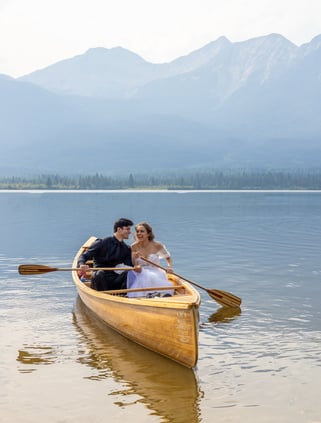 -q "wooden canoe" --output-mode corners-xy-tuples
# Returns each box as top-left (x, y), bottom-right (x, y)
(72, 237), (201, 368)
(73, 296), (201, 421)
